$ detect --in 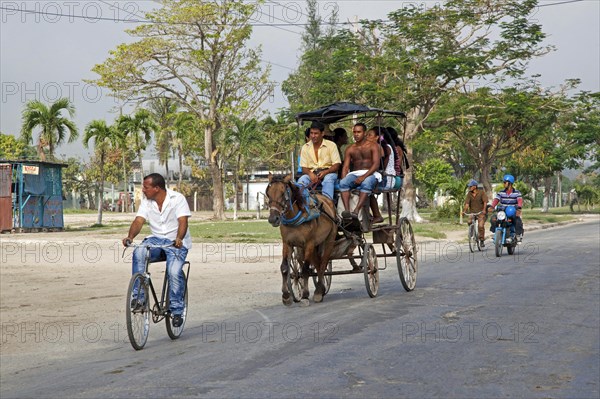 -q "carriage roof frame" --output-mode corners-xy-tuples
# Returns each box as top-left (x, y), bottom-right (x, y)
(295, 101), (406, 125)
